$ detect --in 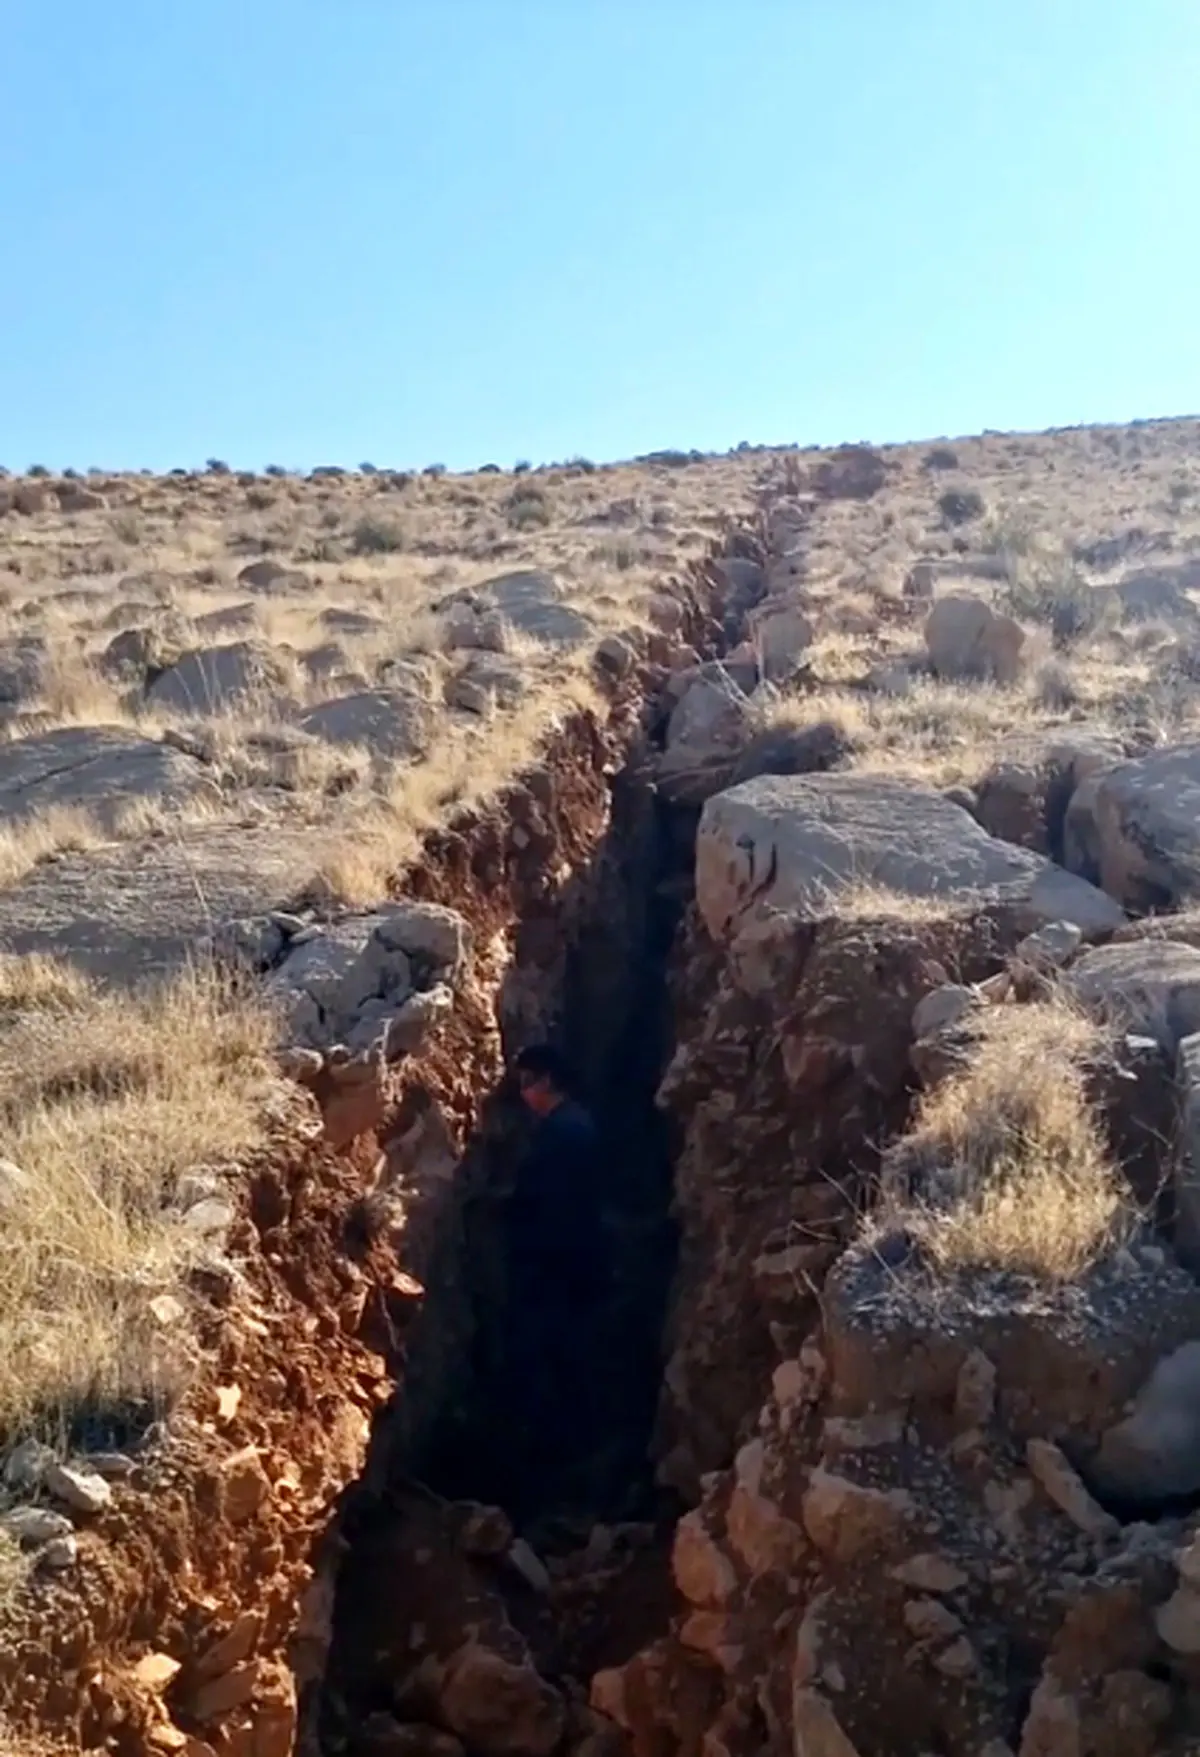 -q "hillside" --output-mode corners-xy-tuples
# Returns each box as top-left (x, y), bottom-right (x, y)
(3, 417), (1200, 1757)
